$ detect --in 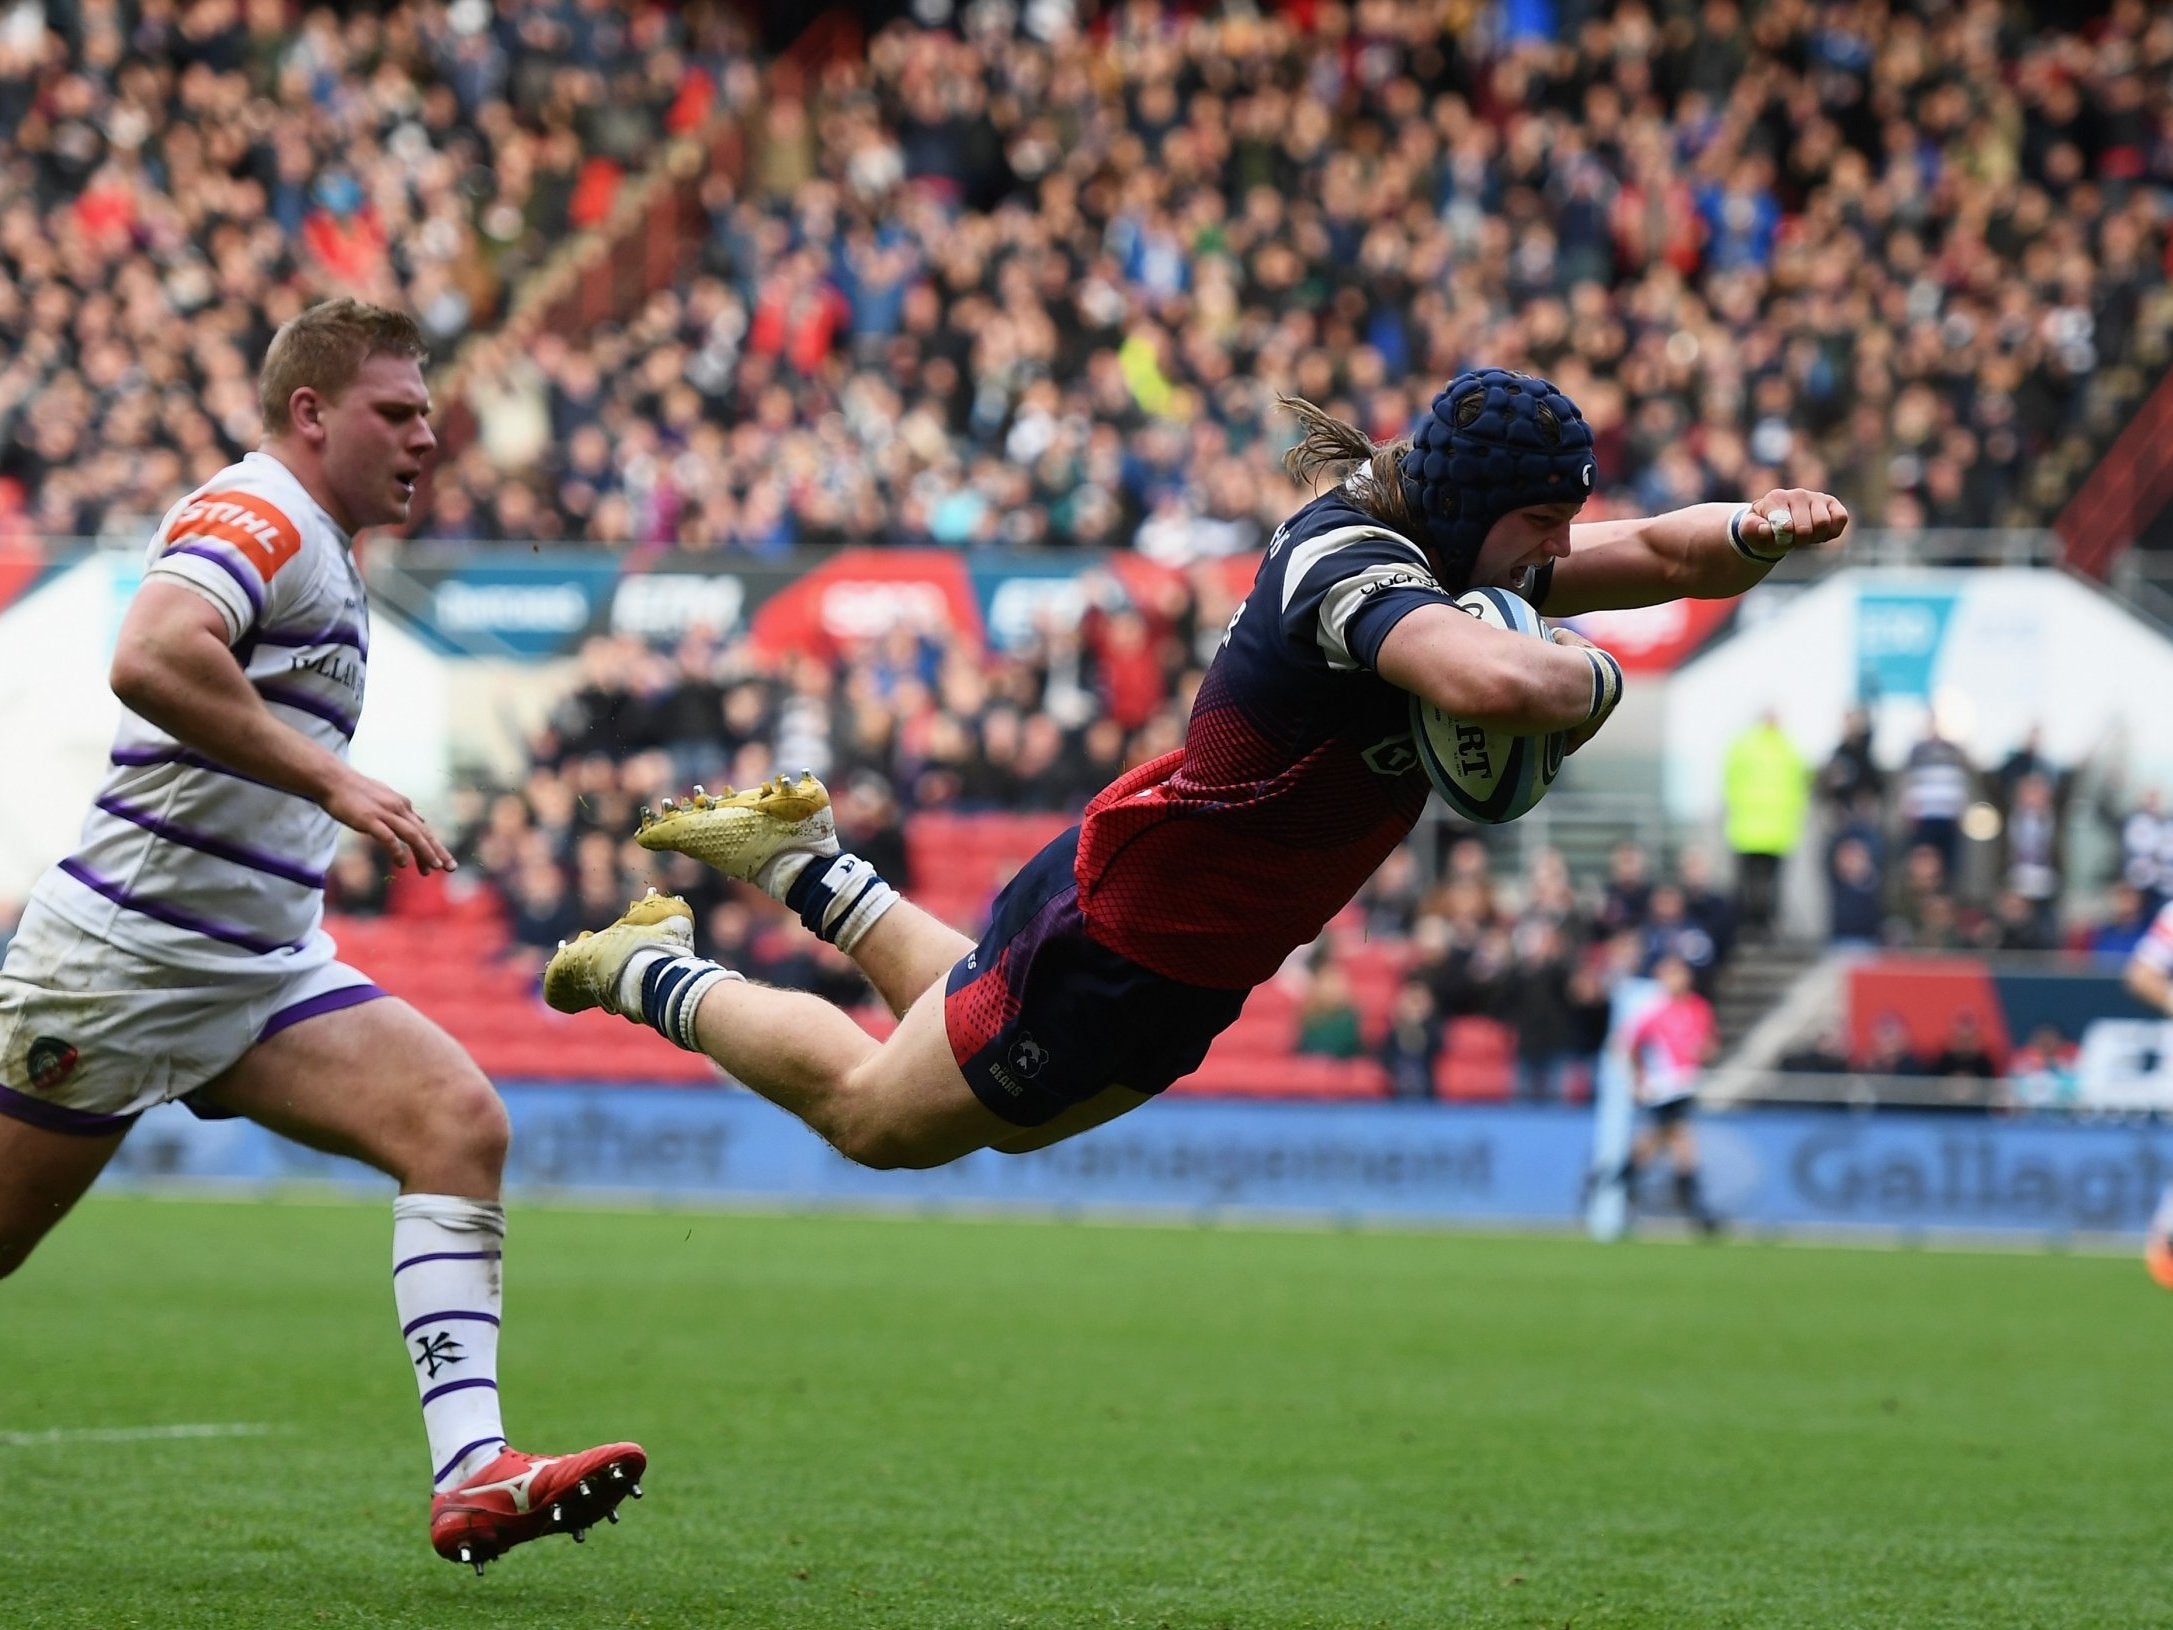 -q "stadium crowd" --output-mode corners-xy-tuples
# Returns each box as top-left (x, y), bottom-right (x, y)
(0, 0), (755, 540)
(422, 0), (2173, 558)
